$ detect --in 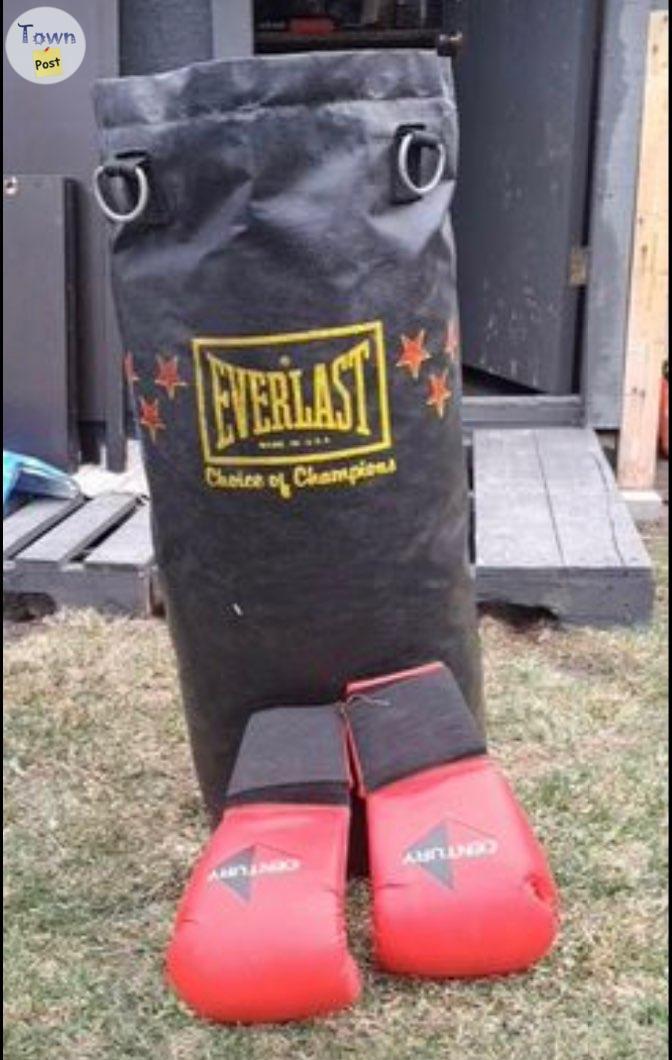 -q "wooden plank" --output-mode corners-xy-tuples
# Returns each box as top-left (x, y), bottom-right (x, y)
(618, 10), (670, 488)
(85, 505), (154, 571)
(537, 429), (651, 570)
(463, 395), (583, 431)
(3, 496), (84, 560)
(15, 494), (137, 567)
(4, 562), (155, 617)
(474, 428), (654, 626)
(475, 431), (563, 570)
(476, 431), (550, 494)
(476, 567), (655, 629)
(582, 0), (651, 428)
